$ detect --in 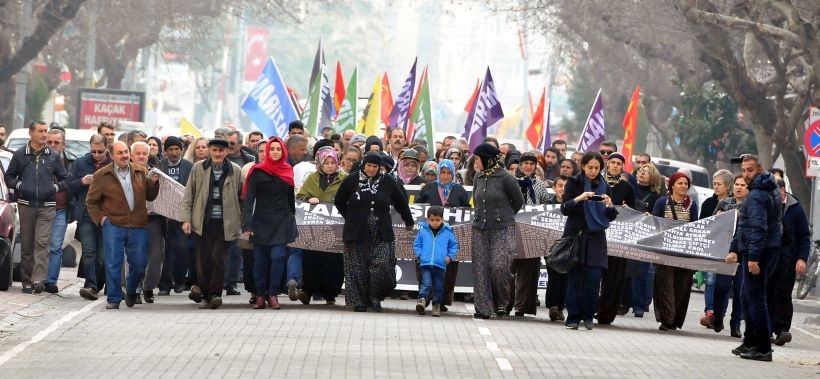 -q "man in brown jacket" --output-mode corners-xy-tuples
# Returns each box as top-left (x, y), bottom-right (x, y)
(86, 141), (159, 309)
